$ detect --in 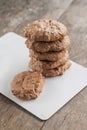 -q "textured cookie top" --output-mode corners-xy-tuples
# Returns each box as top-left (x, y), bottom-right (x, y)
(11, 71), (45, 100)
(23, 19), (67, 41)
